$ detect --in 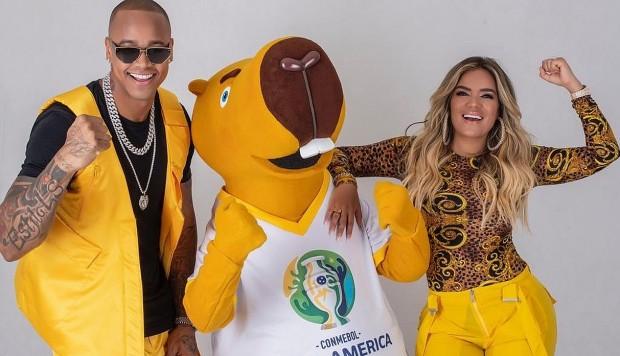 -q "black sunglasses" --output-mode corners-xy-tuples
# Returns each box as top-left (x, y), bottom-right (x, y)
(111, 41), (171, 64)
